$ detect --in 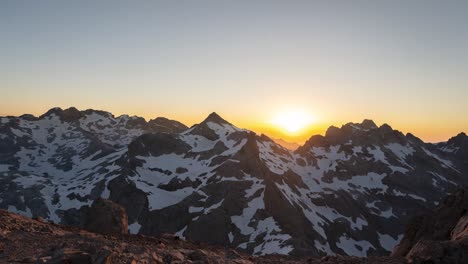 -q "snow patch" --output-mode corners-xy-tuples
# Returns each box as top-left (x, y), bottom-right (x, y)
(378, 233), (403, 251)
(7, 205), (32, 218)
(175, 226), (187, 240)
(128, 222), (142, 234)
(336, 235), (375, 257)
